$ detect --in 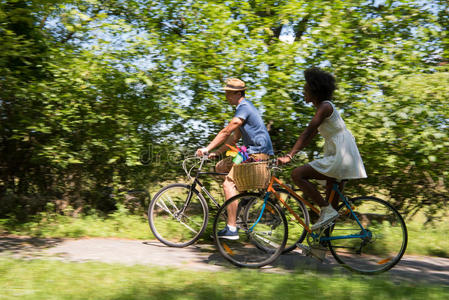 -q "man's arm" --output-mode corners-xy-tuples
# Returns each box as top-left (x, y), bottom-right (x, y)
(206, 117), (243, 152)
(214, 129), (242, 155)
